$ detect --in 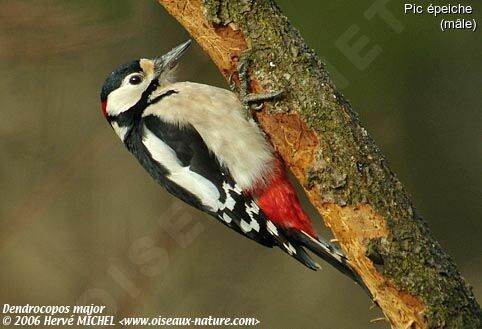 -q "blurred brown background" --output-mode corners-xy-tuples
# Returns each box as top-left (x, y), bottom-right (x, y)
(0, 1), (480, 328)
